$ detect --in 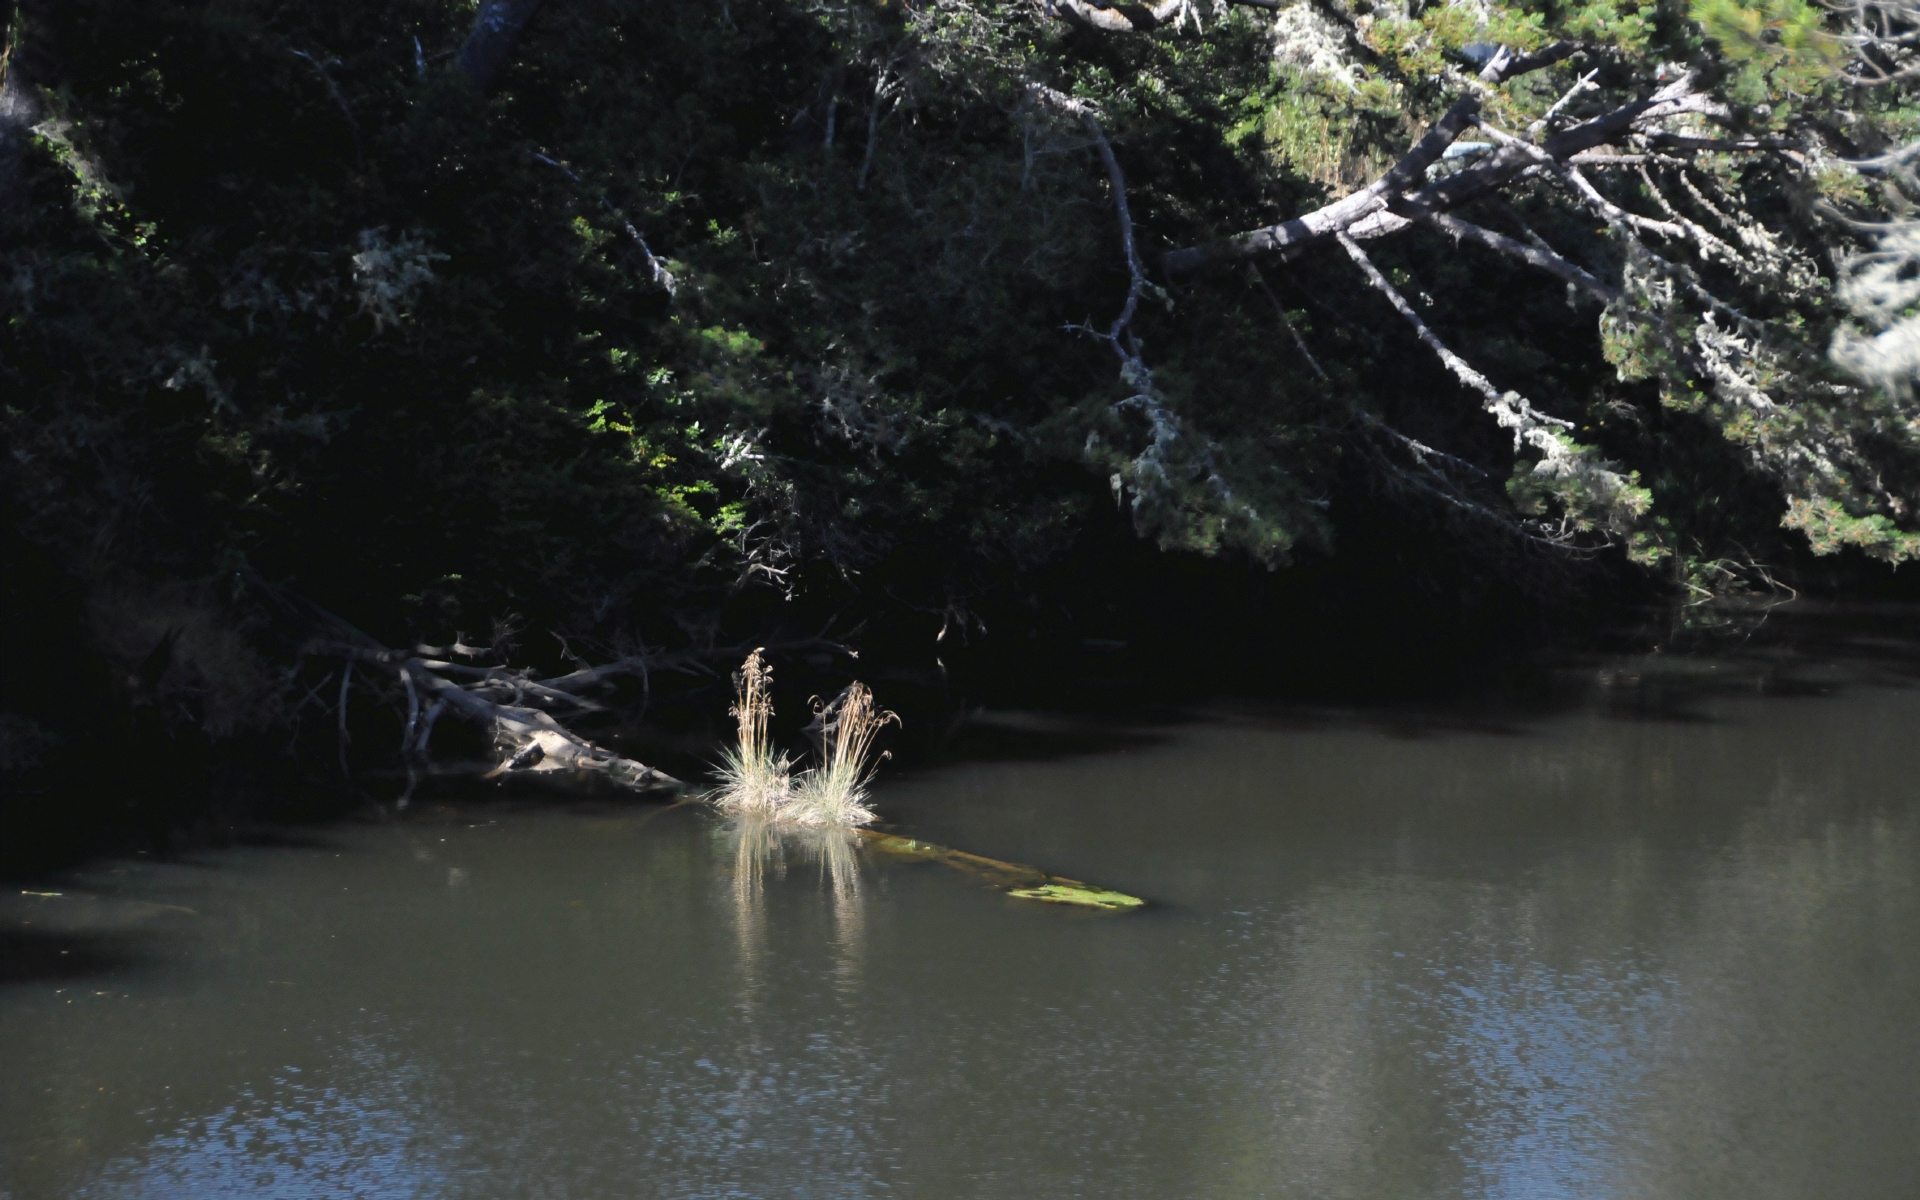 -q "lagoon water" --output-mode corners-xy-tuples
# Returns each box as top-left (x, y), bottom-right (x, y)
(4, 652), (1919, 1198)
